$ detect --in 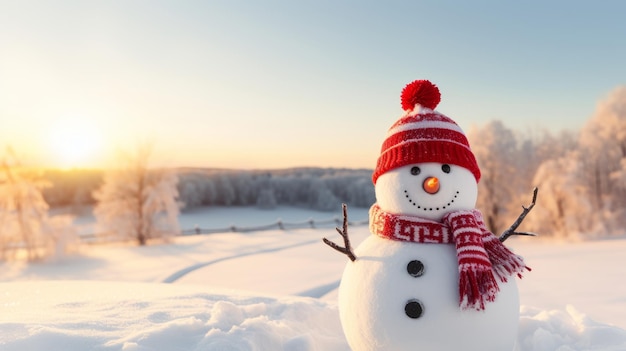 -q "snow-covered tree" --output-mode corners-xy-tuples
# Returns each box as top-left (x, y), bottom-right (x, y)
(611, 159), (626, 190)
(578, 86), (626, 234)
(214, 174), (236, 206)
(346, 177), (376, 207)
(178, 178), (203, 208)
(526, 155), (593, 238)
(467, 121), (521, 234)
(0, 148), (59, 260)
(271, 176), (302, 205)
(254, 173), (276, 209)
(93, 144), (181, 245)
(309, 179), (340, 211)
(178, 172), (218, 208)
(232, 172), (261, 205)
(256, 188), (278, 209)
